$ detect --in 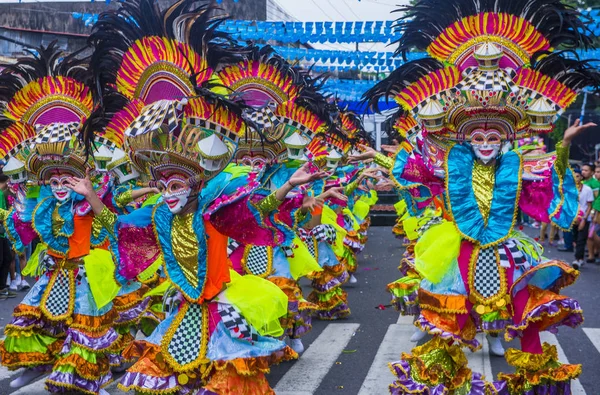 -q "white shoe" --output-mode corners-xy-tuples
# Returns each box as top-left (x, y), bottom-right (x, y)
(8, 280), (18, 292)
(290, 338), (305, 354)
(410, 328), (426, 342)
(19, 278), (30, 291)
(99, 389), (110, 395)
(9, 368), (44, 388)
(572, 260), (583, 270)
(487, 334), (505, 356)
(349, 274), (358, 284)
